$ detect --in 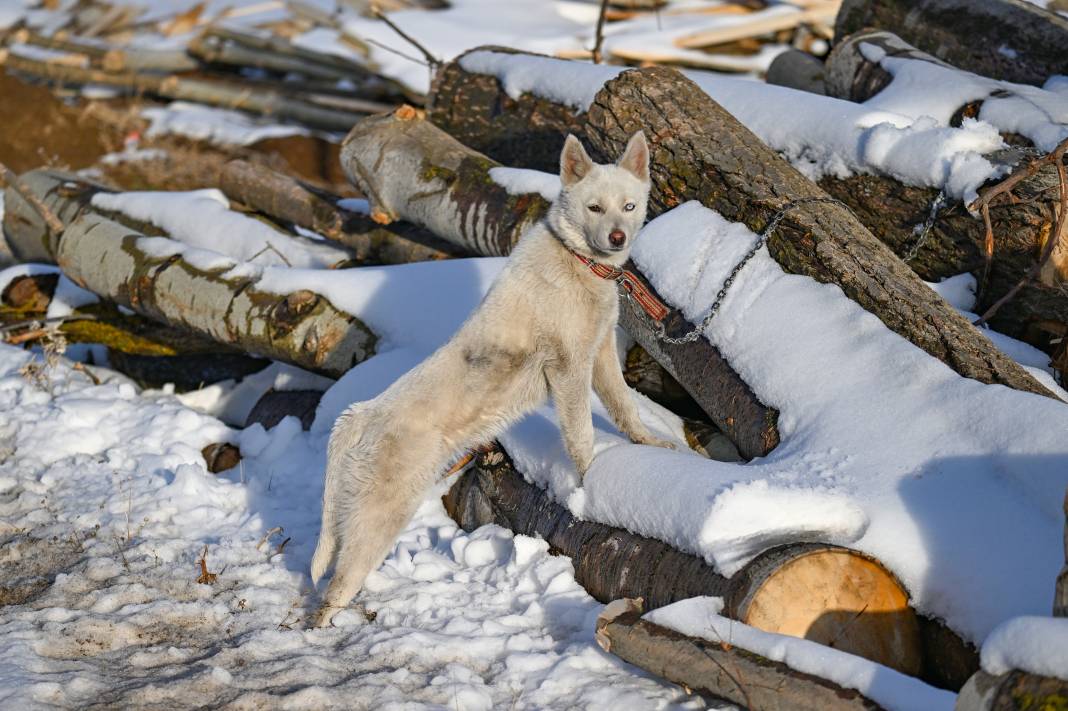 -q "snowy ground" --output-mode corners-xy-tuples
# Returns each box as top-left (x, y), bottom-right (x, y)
(0, 346), (712, 710)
